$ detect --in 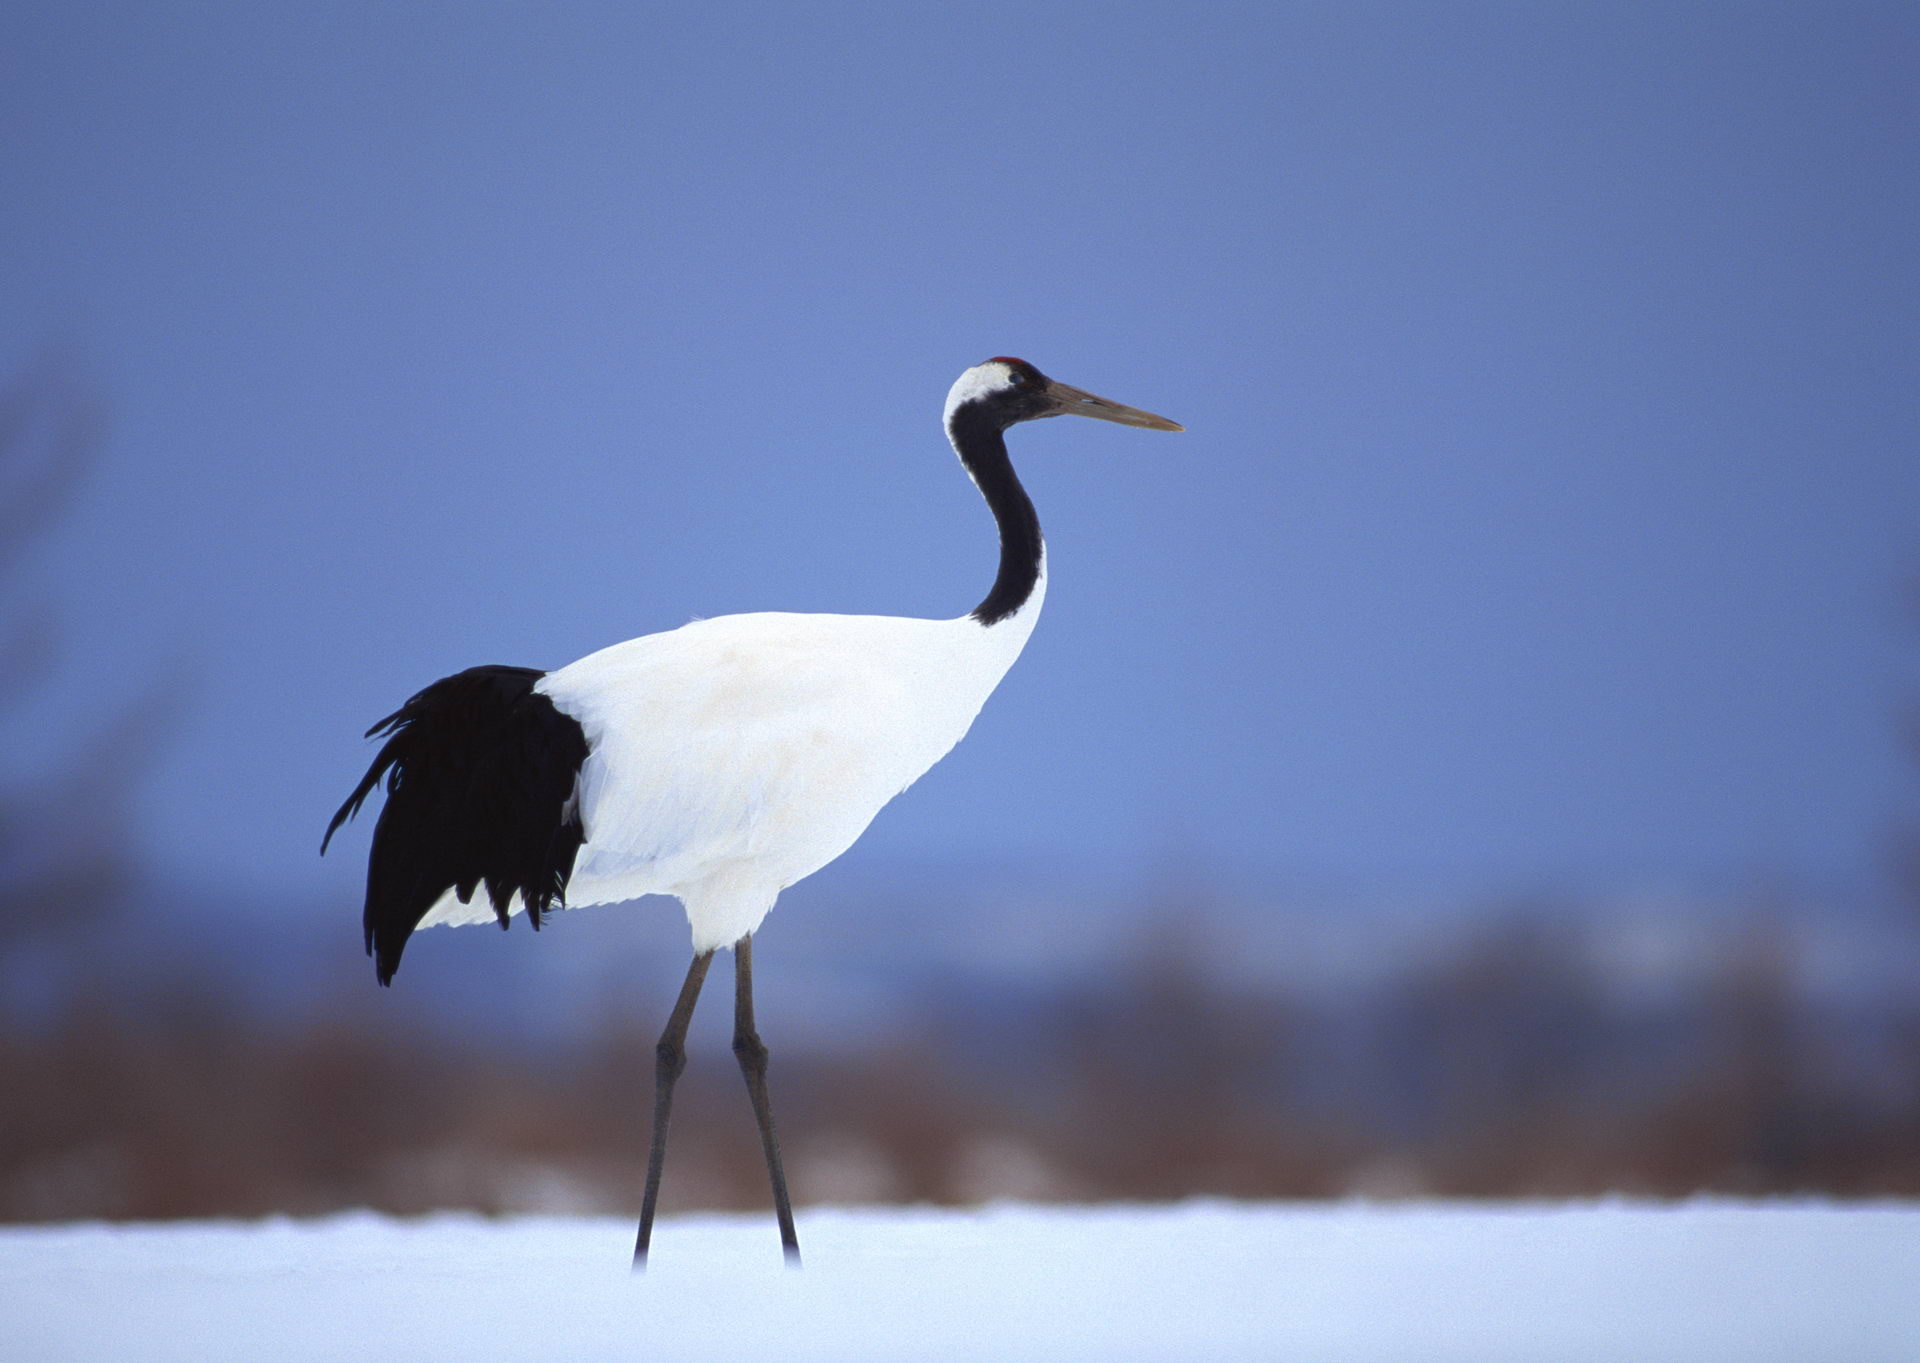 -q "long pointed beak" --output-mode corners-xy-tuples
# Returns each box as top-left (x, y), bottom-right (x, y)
(1046, 381), (1184, 432)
